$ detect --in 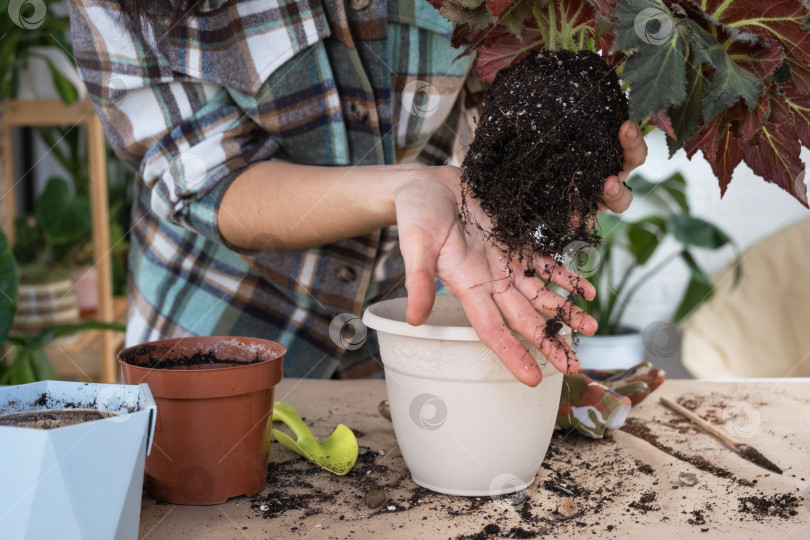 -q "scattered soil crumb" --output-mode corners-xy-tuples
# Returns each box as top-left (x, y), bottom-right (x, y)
(678, 398), (700, 411)
(738, 494), (801, 520)
(665, 416), (699, 434)
(629, 491), (659, 514)
(703, 408), (723, 425)
(687, 509), (707, 525)
(239, 405), (799, 537)
(620, 419), (733, 478)
(507, 527), (541, 539)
